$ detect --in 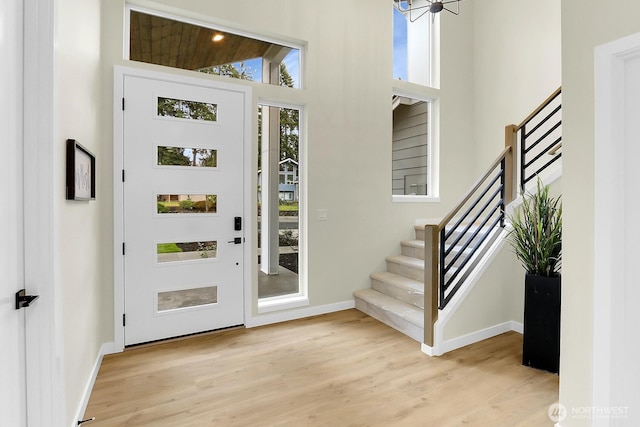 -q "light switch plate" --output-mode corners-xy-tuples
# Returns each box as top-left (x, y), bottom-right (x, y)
(317, 209), (328, 221)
